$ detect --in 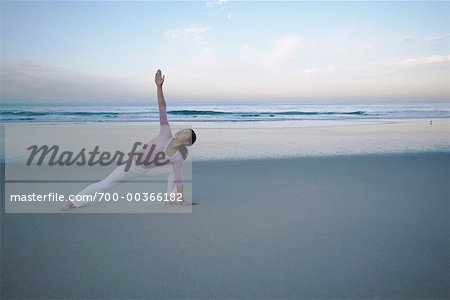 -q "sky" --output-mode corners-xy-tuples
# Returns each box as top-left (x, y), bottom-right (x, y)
(0, 0), (449, 104)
